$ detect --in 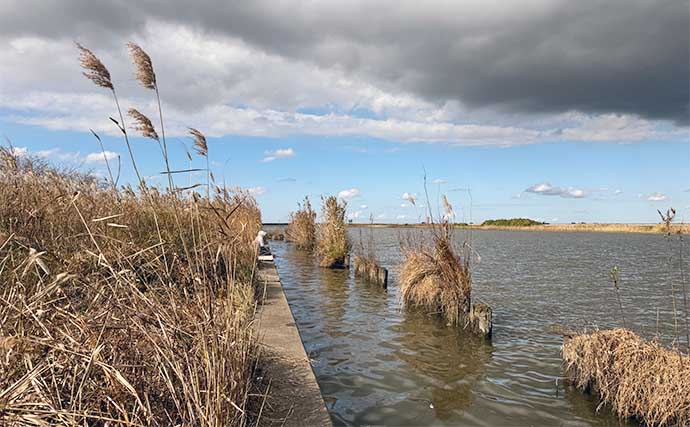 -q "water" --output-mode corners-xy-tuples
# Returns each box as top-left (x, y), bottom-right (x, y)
(267, 227), (689, 426)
